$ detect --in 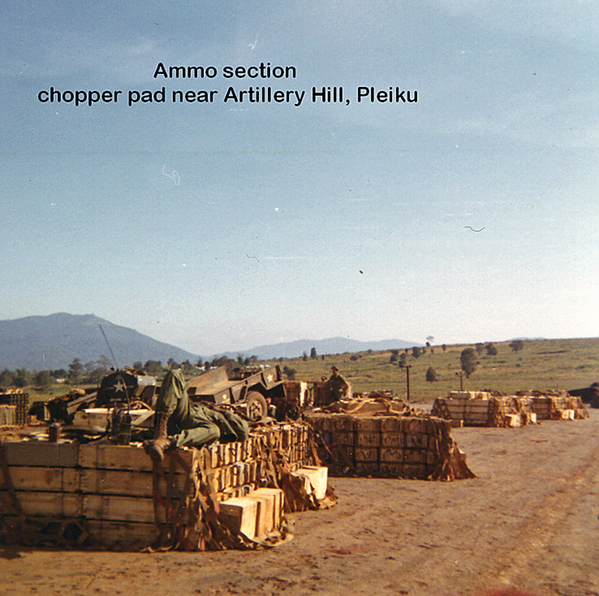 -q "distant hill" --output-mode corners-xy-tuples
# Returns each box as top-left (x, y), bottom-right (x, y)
(0, 313), (422, 370)
(0, 313), (199, 370)
(216, 337), (421, 360)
